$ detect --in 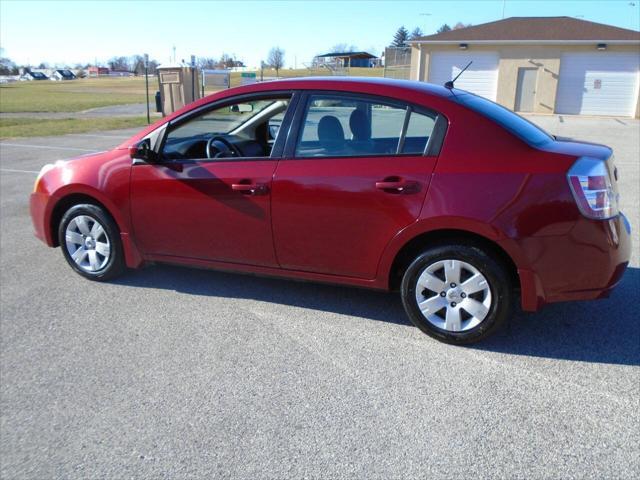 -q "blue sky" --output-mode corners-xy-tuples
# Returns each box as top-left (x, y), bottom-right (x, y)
(1, 0), (639, 68)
